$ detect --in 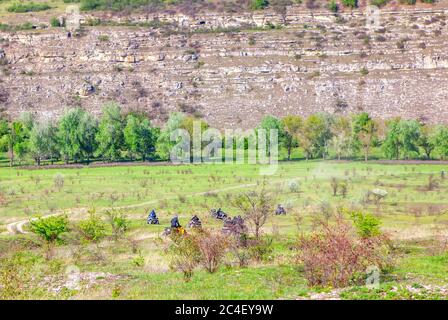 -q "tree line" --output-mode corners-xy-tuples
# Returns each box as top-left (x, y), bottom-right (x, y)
(1, 103), (448, 166)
